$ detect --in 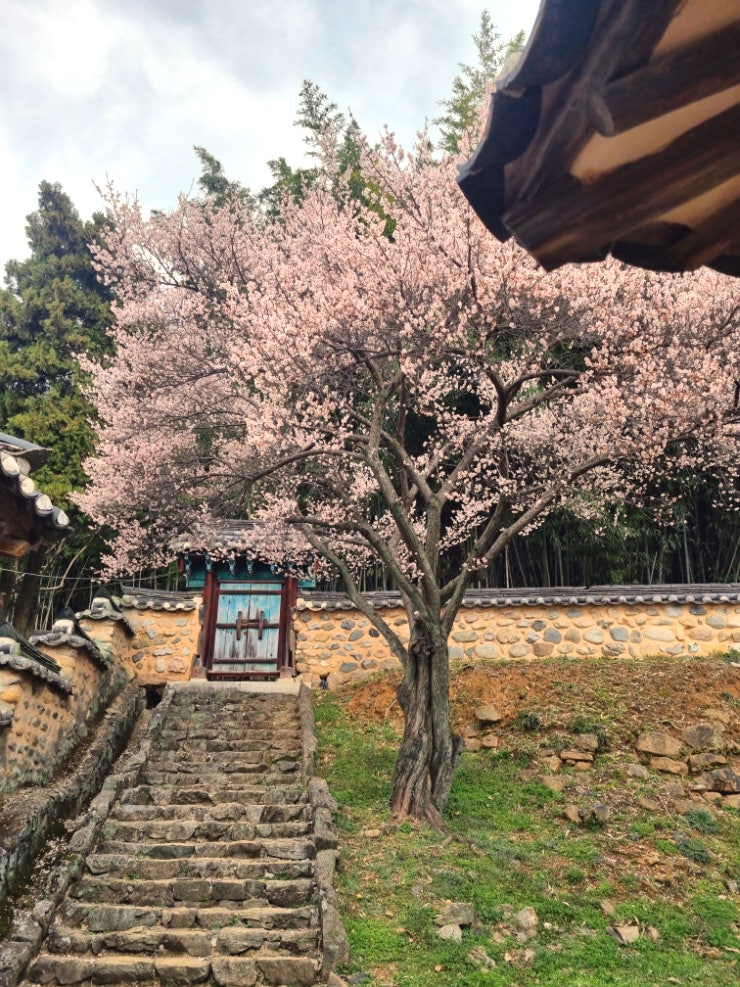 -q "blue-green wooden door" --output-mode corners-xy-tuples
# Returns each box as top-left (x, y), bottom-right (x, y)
(210, 581), (283, 676)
